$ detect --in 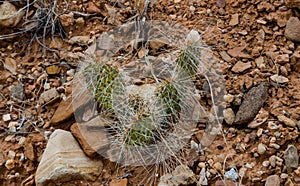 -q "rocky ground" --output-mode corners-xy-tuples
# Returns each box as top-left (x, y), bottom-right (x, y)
(1, 0), (300, 185)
